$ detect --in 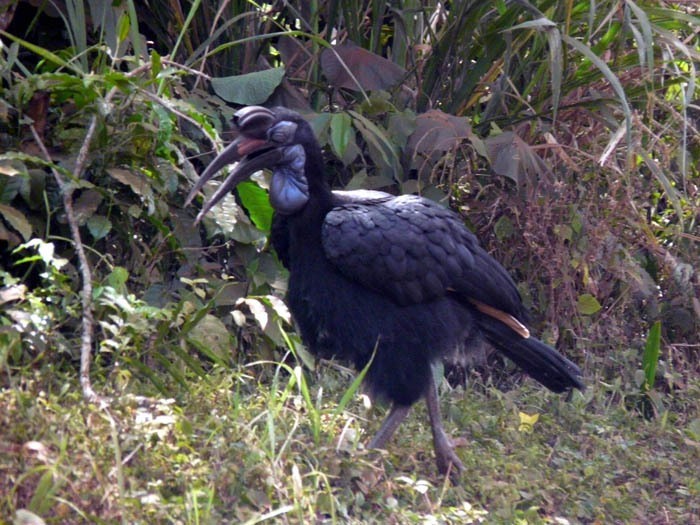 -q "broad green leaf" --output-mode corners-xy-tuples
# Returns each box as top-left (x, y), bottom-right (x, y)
(485, 131), (549, 185)
(188, 314), (232, 364)
(87, 215), (112, 240)
(237, 181), (273, 233)
(330, 112), (353, 159)
(686, 418), (700, 441)
(577, 293), (602, 315)
(107, 266), (129, 291)
(348, 110), (400, 176)
(0, 152), (74, 181)
(309, 112), (332, 142)
(387, 110), (417, 149)
(210, 68), (285, 105)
